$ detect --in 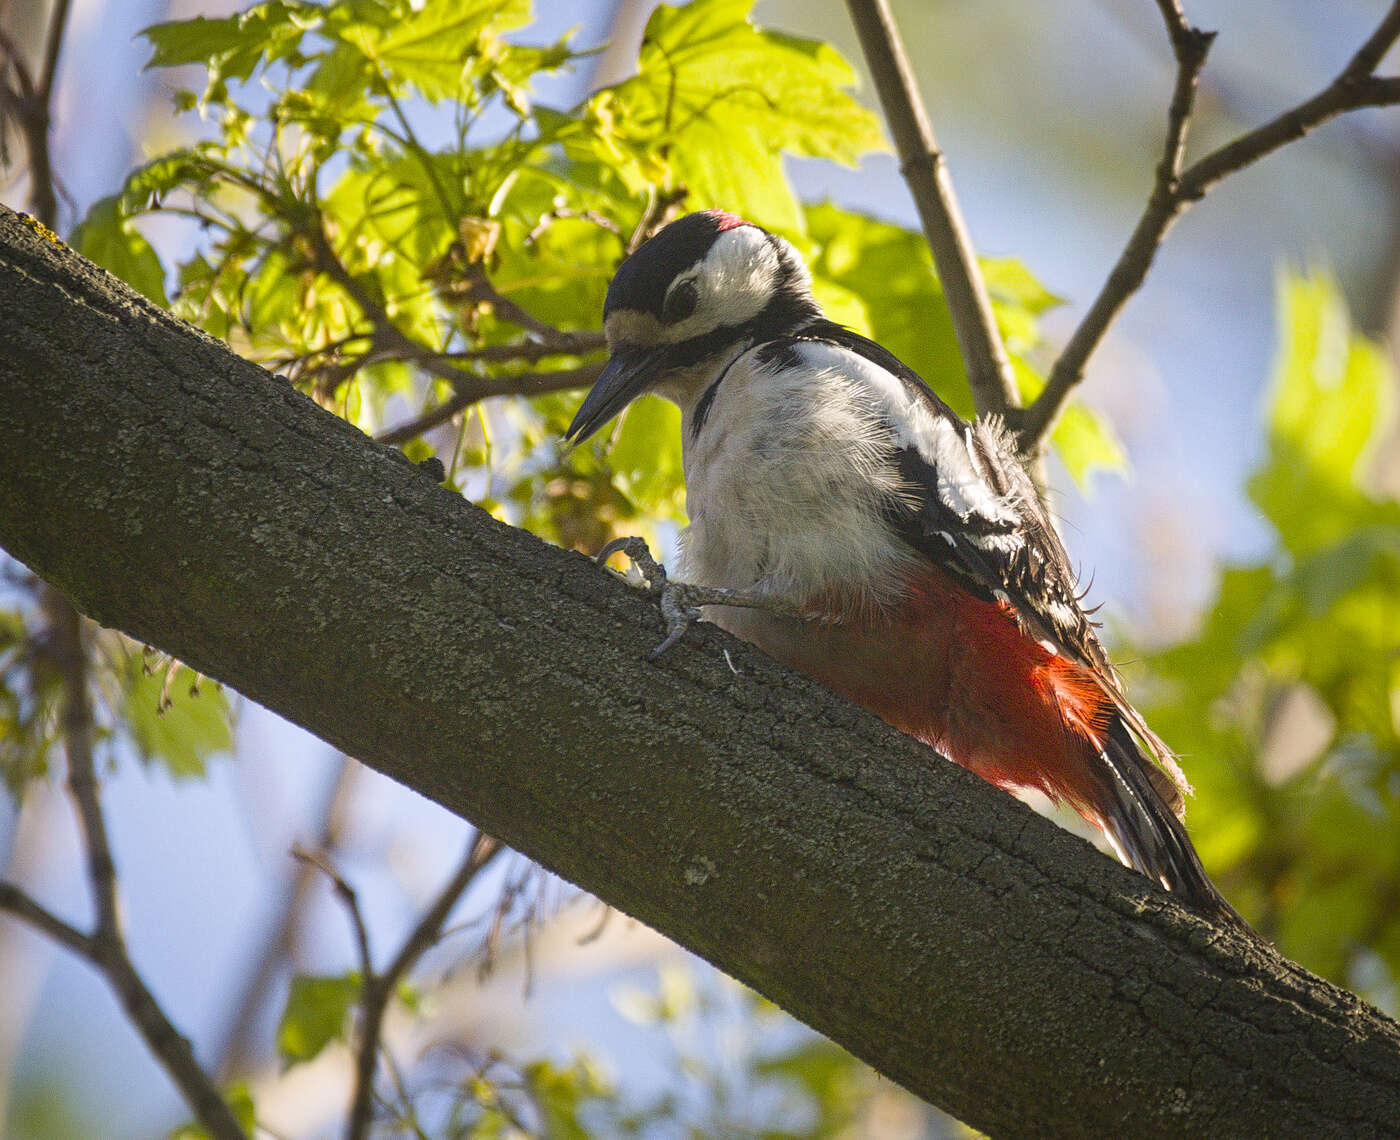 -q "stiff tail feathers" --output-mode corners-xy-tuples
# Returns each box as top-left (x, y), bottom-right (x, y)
(1094, 716), (1254, 936)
